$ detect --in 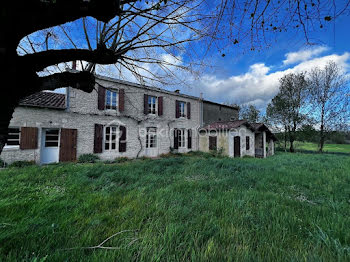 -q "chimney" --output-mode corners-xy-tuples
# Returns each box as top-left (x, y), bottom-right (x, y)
(200, 92), (203, 100)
